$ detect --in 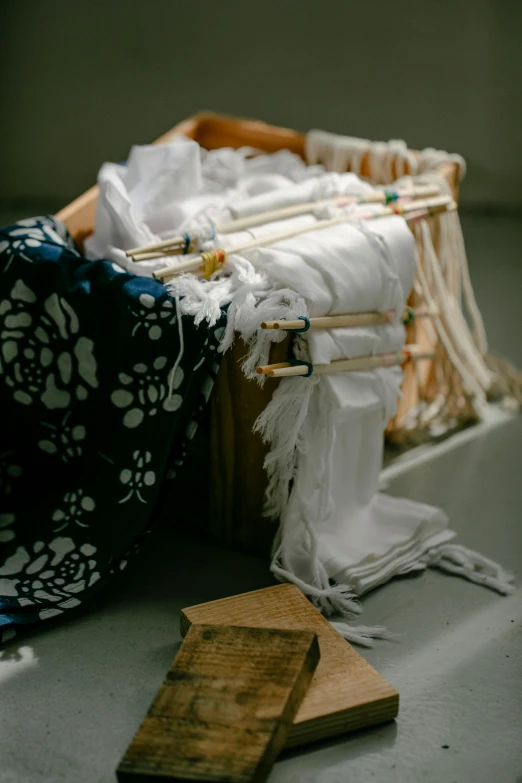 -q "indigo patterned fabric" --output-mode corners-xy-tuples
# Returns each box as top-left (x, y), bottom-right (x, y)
(0, 216), (225, 644)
